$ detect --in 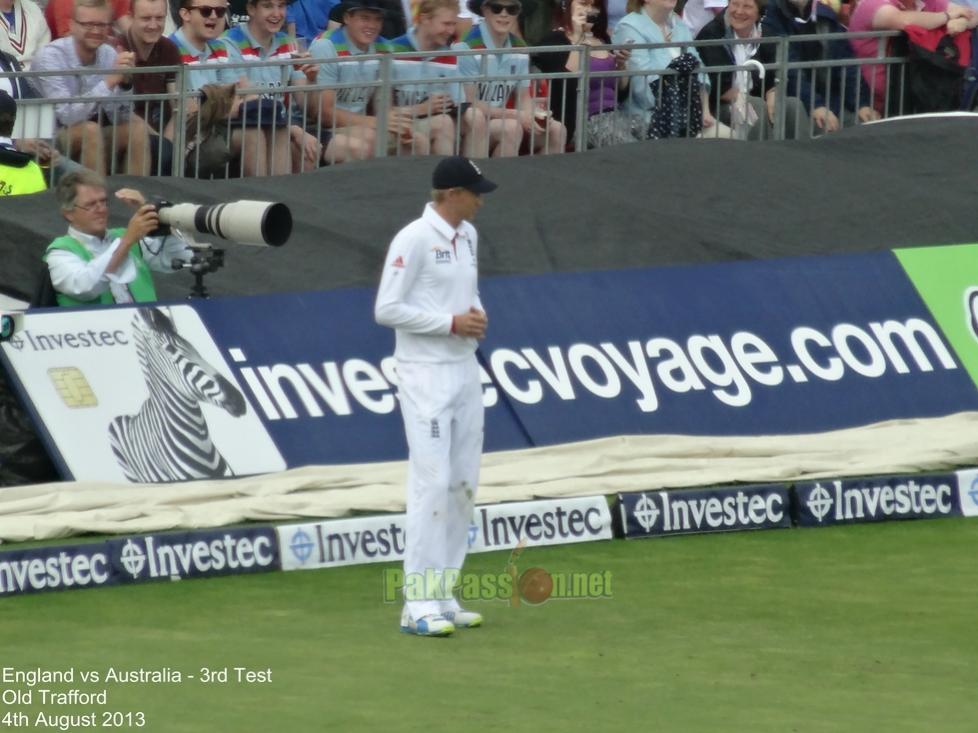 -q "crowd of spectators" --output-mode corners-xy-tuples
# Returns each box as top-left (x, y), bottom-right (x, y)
(2, 0), (978, 192)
